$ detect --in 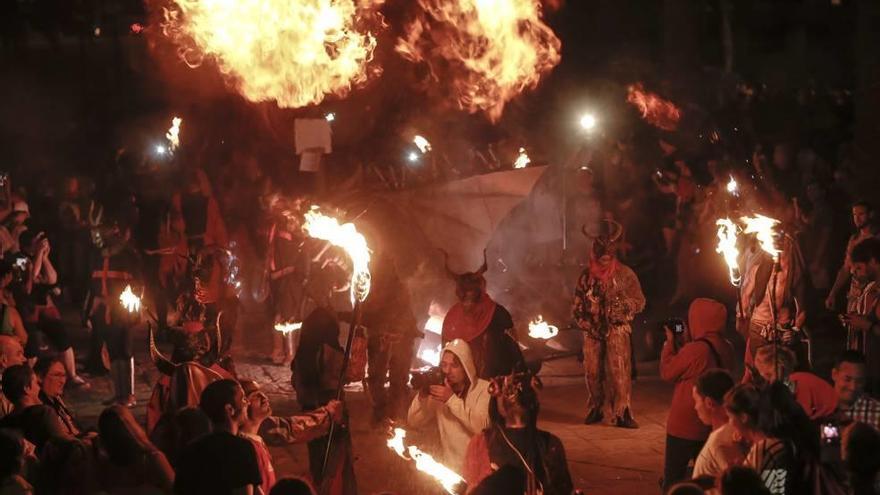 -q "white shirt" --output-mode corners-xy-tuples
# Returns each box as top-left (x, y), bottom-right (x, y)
(693, 423), (747, 479)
